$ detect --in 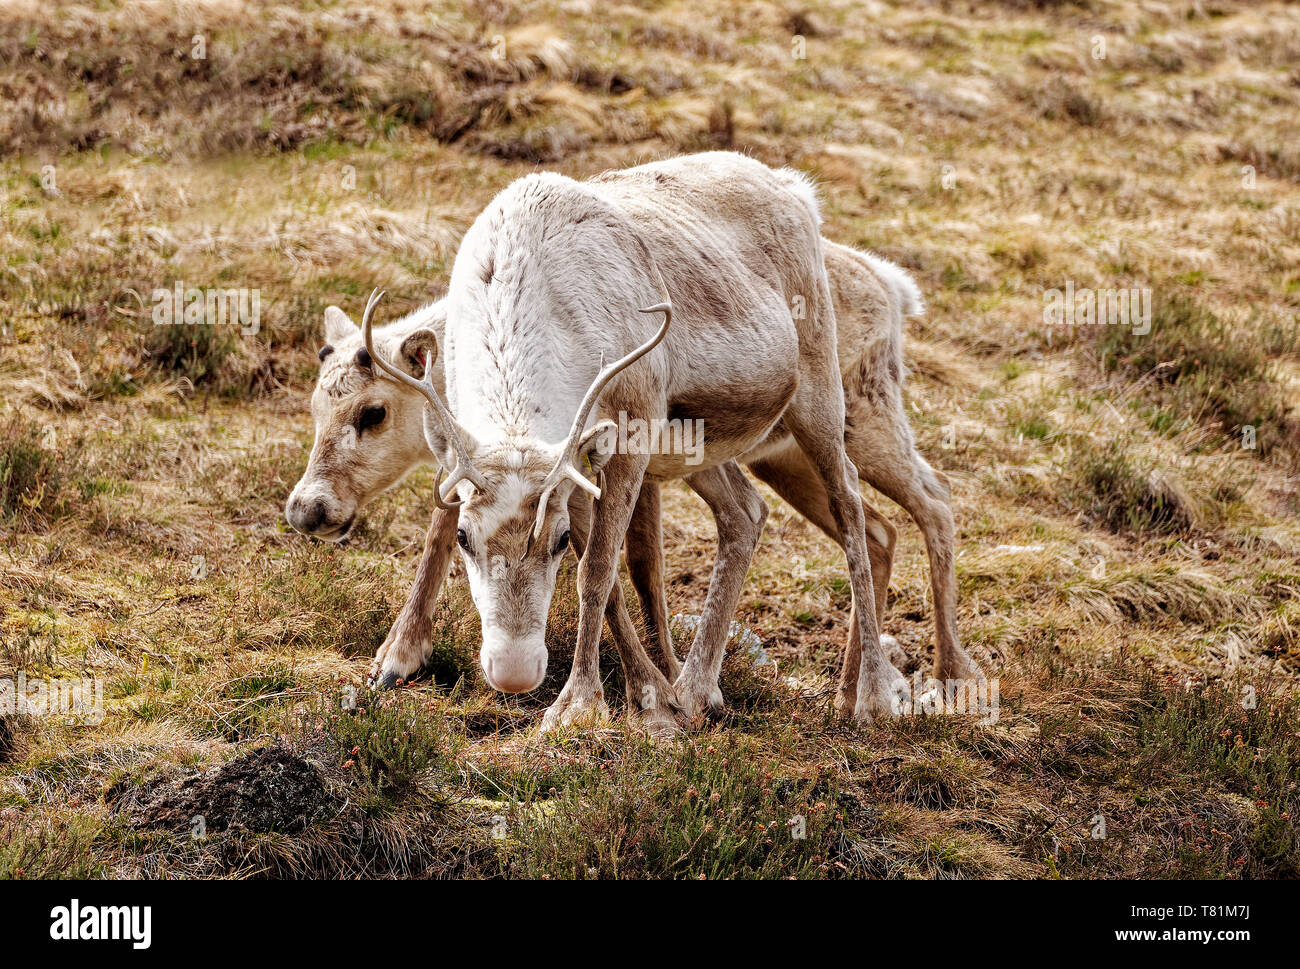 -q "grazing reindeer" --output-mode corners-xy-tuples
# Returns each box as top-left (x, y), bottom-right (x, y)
(285, 302), (445, 543)
(286, 296), (688, 734)
(354, 151), (928, 729)
(287, 234), (980, 725)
